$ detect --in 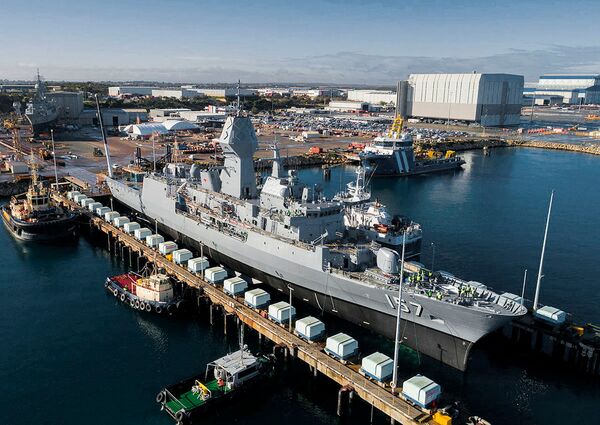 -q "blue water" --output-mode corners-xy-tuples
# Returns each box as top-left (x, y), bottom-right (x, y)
(1, 147), (599, 424)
